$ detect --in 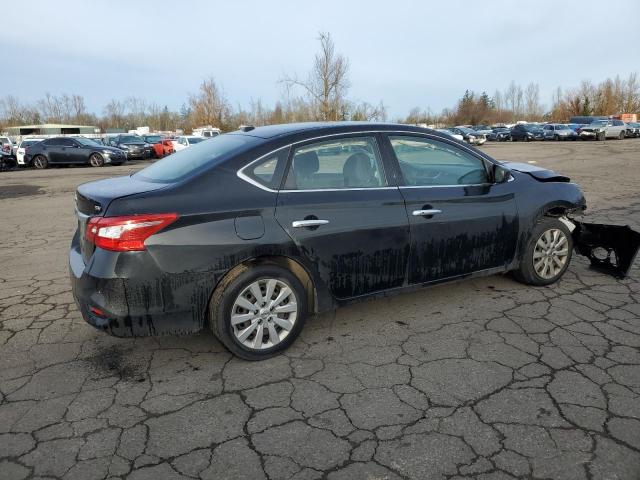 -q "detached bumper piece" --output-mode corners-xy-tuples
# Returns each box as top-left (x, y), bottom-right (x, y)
(572, 221), (640, 278)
